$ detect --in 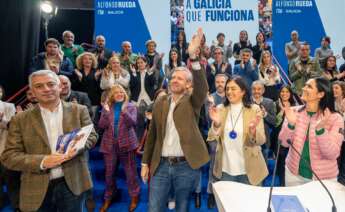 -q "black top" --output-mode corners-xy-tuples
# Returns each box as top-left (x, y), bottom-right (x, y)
(73, 69), (101, 105)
